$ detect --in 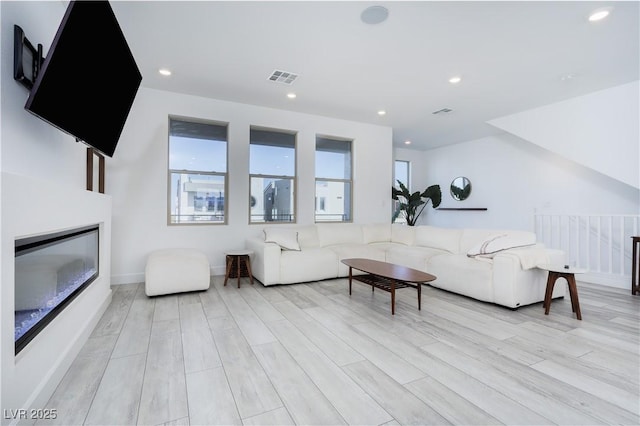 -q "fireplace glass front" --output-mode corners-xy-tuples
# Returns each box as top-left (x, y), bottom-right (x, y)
(15, 225), (99, 354)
